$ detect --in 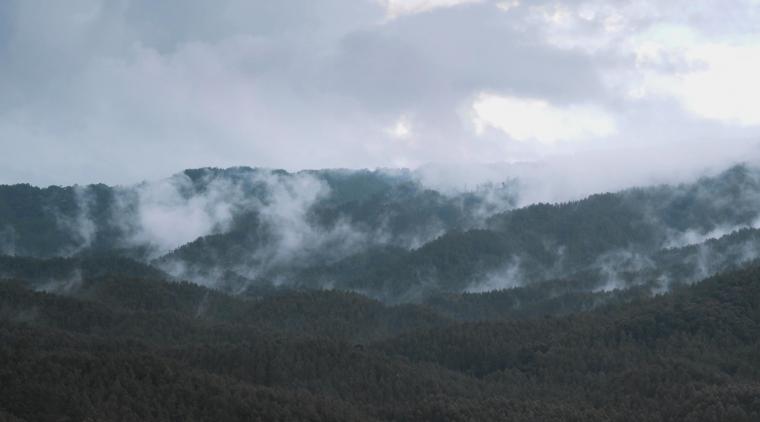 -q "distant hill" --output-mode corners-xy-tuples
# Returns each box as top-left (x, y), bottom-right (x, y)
(1, 164), (760, 301)
(283, 165), (760, 299)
